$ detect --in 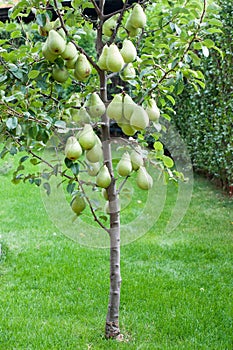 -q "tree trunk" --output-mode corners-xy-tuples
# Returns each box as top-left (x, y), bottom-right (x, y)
(97, 4), (122, 336)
